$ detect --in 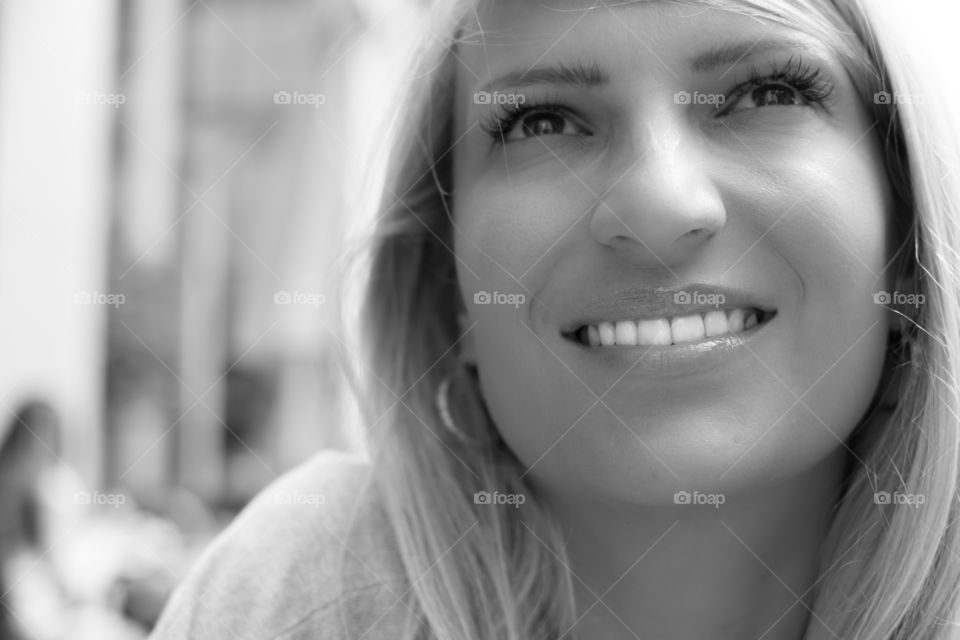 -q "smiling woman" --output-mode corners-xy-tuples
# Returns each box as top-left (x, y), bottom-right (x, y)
(150, 1), (960, 639)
